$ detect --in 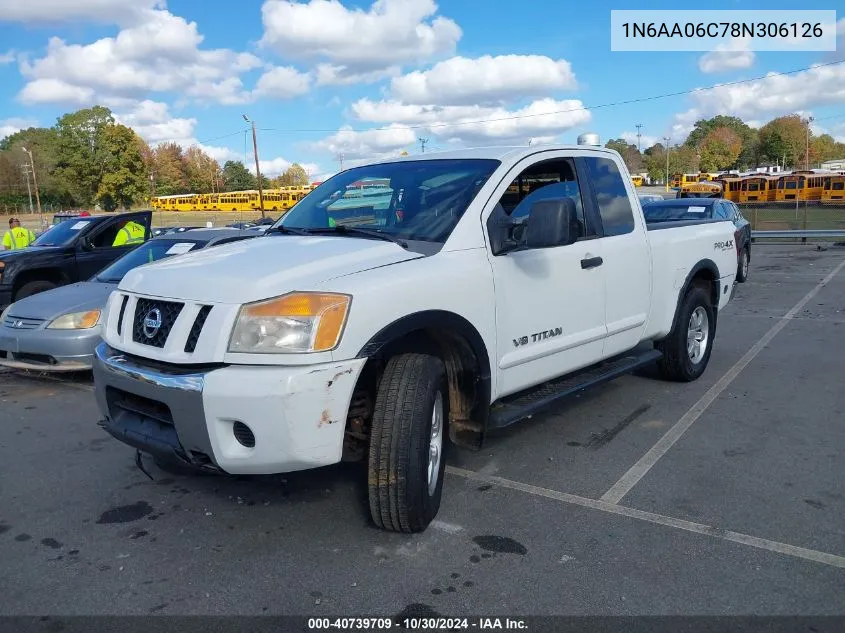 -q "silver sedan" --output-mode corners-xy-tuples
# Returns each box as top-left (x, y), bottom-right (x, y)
(0, 228), (259, 372)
